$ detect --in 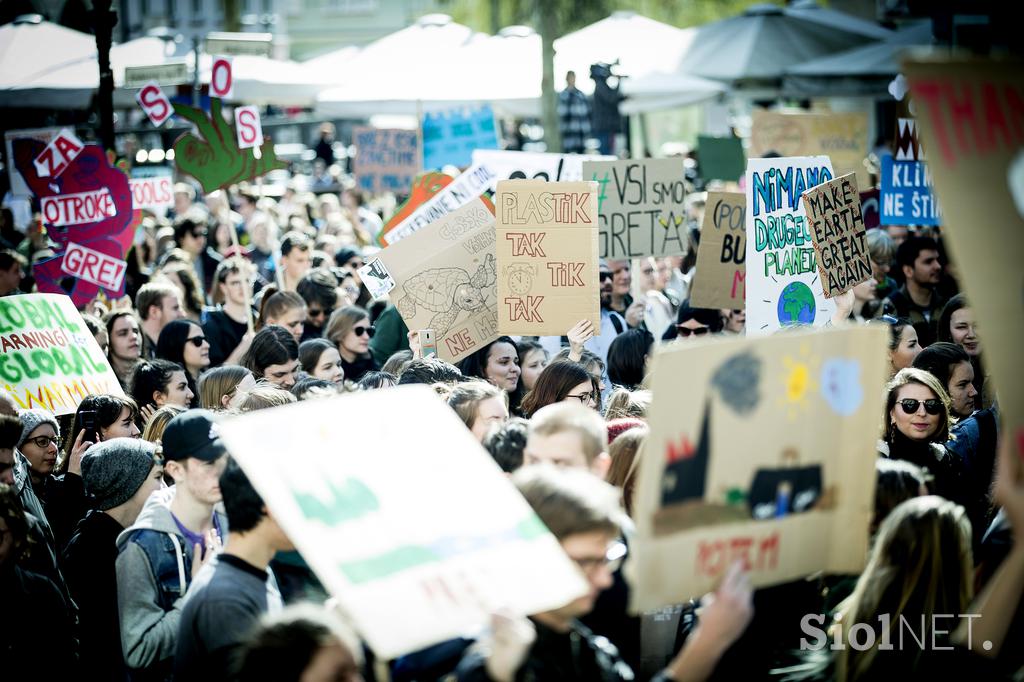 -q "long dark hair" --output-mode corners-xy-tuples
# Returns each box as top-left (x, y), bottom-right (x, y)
(58, 394), (140, 474)
(129, 359), (187, 422)
(155, 319), (202, 406)
(607, 329), (653, 389)
(298, 338), (335, 374)
(936, 294), (985, 404)
(458, 336), (523, 413)
(241, 325), (299, 379)
(520, 360), (598, 418)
